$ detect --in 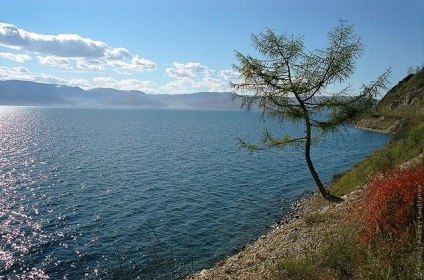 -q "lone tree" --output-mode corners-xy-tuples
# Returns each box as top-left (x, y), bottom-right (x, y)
(231, 21), (390, 202)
